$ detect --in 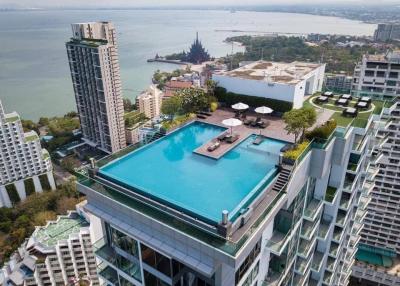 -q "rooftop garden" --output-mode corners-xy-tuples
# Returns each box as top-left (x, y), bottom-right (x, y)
(304, 93), (384, 128)
(124, 111), (147, 128)
(5, 115), (19, 123)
